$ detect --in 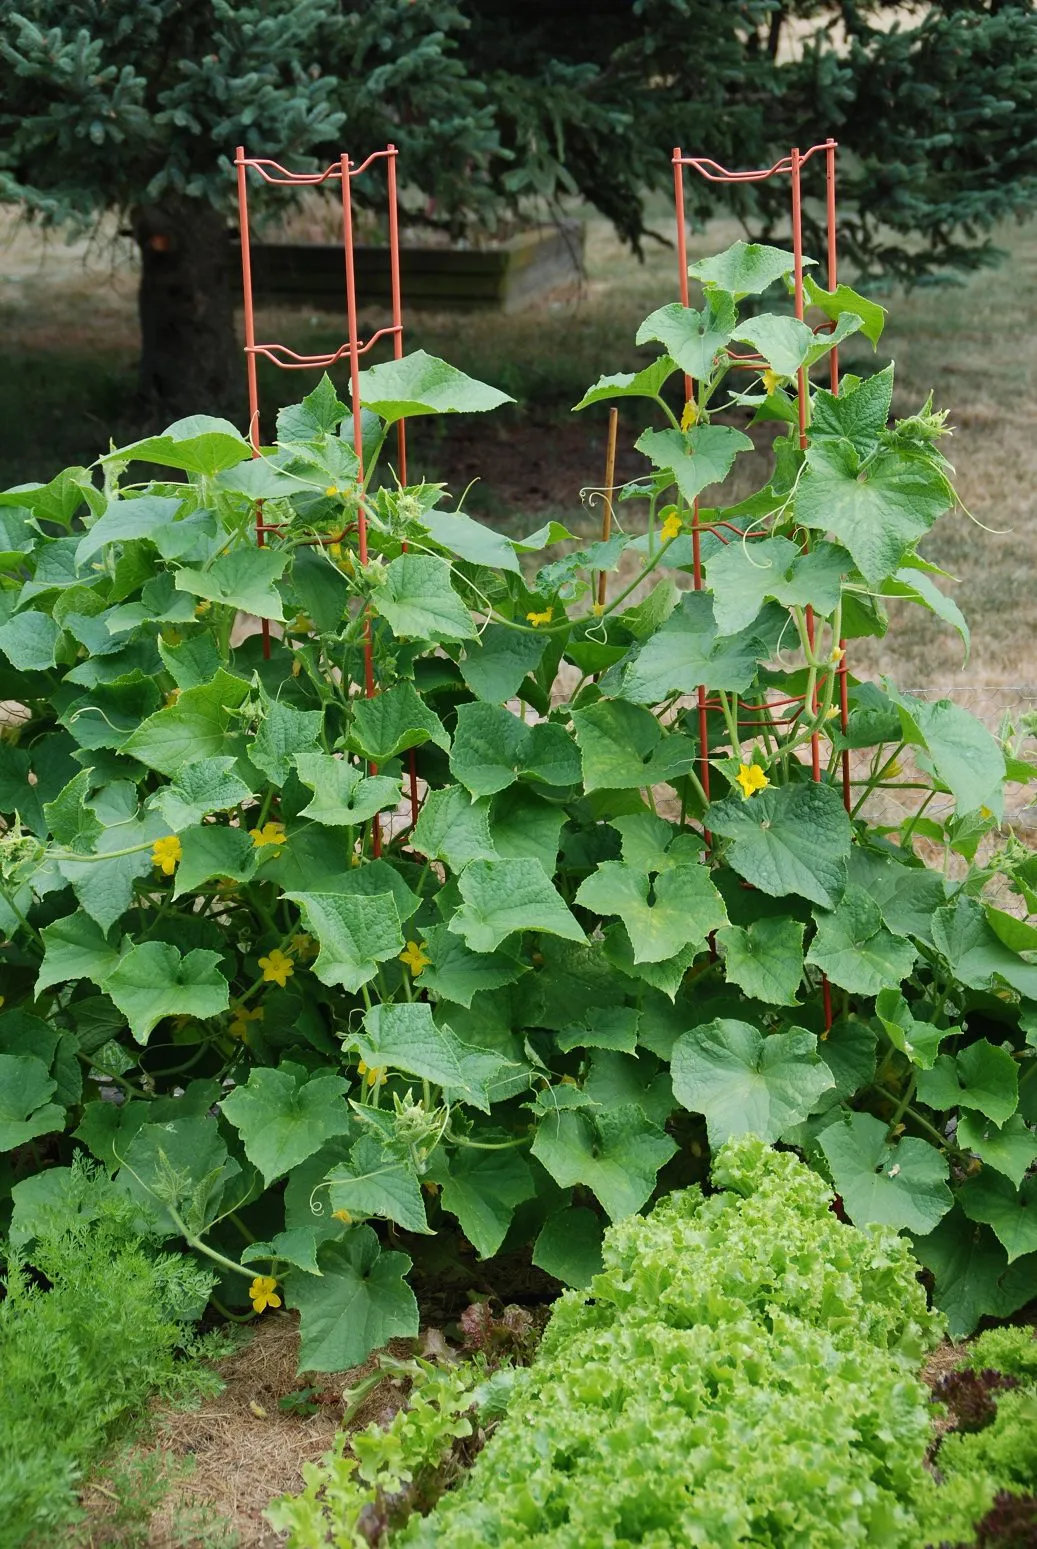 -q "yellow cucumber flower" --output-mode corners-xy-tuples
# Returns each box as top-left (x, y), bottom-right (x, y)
(680, 400), (698, 431)
(332, 1208), (353, 1224)
(229, 1005), (264, 1042)
(399, 939), (431, 976)
(660, 512), (682, 543)
(250, 821), (285, 849)
(356, 1059), (385, 1088)
(258, 948), (294, 987)
(735, 763), (770, 799)
(761, 368), (782, 395)
(249, 1276), (281, 1313)
(526, 608), (552, 628)
(151, 835), (183, 876)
